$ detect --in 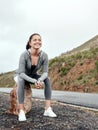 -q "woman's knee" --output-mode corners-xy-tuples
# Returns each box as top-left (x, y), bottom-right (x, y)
(44, 77), (51, 87)
(14, 75), (25, 85)
(18, 76), (24, 82)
